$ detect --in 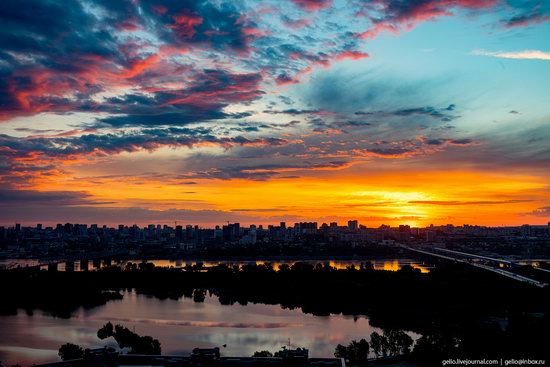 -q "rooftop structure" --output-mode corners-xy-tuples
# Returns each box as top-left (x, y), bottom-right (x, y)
(30, 347), (346, 367)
